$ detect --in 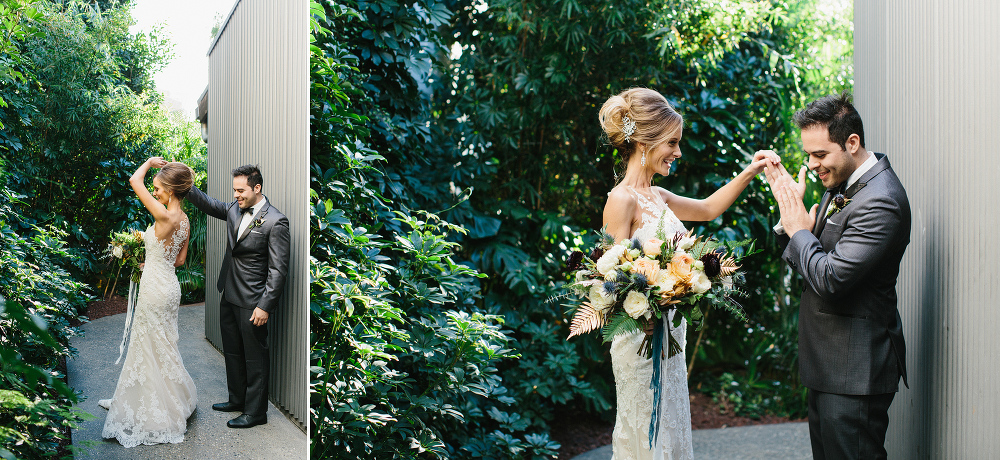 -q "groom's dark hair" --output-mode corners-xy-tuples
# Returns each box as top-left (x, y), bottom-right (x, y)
(232, 164), (263, 192)
(793, 92), (866, 150)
